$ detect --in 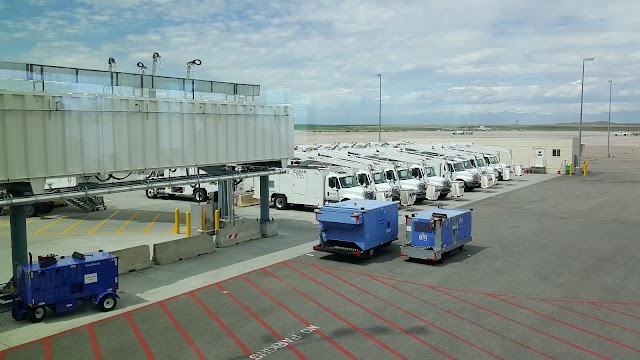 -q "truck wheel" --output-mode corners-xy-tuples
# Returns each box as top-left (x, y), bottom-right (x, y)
(414, 198), (425, 204)
(25, 204), (37, 218)
(463, 182), (474, 192)
(28, 306), (46, 323)
(146, 189), (158, 199)
(273, 195), (288, 210)
(193, 188), (208, 202)
(99, 294), (117, 312)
